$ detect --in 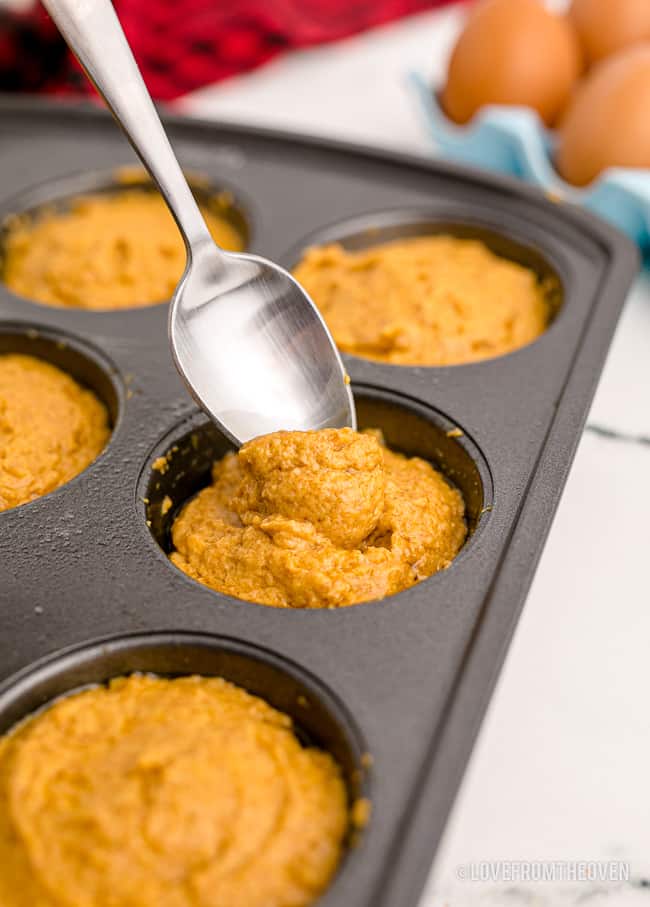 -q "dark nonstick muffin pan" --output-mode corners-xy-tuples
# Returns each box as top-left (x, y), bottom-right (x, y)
(0, 96), (639, 907)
